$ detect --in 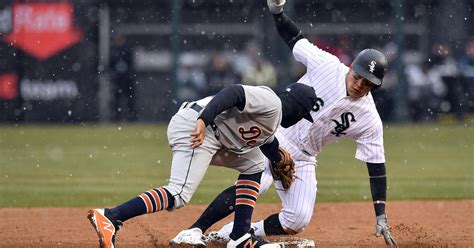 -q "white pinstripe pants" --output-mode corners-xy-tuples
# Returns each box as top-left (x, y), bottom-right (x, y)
(260, 156), (317, 233)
